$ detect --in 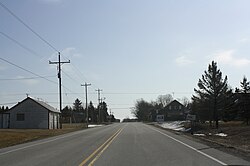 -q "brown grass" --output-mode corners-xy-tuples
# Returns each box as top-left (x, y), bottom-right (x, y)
(192, 121), (250, 153)
(0, 123), (87, 149)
